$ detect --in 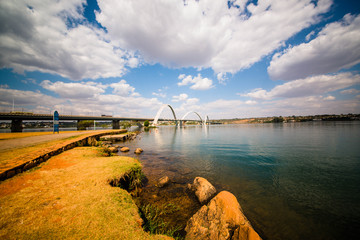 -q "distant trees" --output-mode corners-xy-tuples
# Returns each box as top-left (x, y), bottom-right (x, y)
(120, 121), (132, 129)
(272, 116), (284, 123)
(77, 120), (94, 130)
